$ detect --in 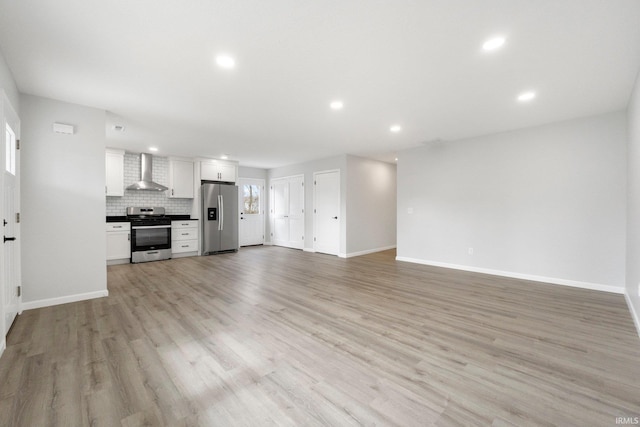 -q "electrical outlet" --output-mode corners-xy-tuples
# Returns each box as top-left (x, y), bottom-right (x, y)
(468, 247), (474, 255)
